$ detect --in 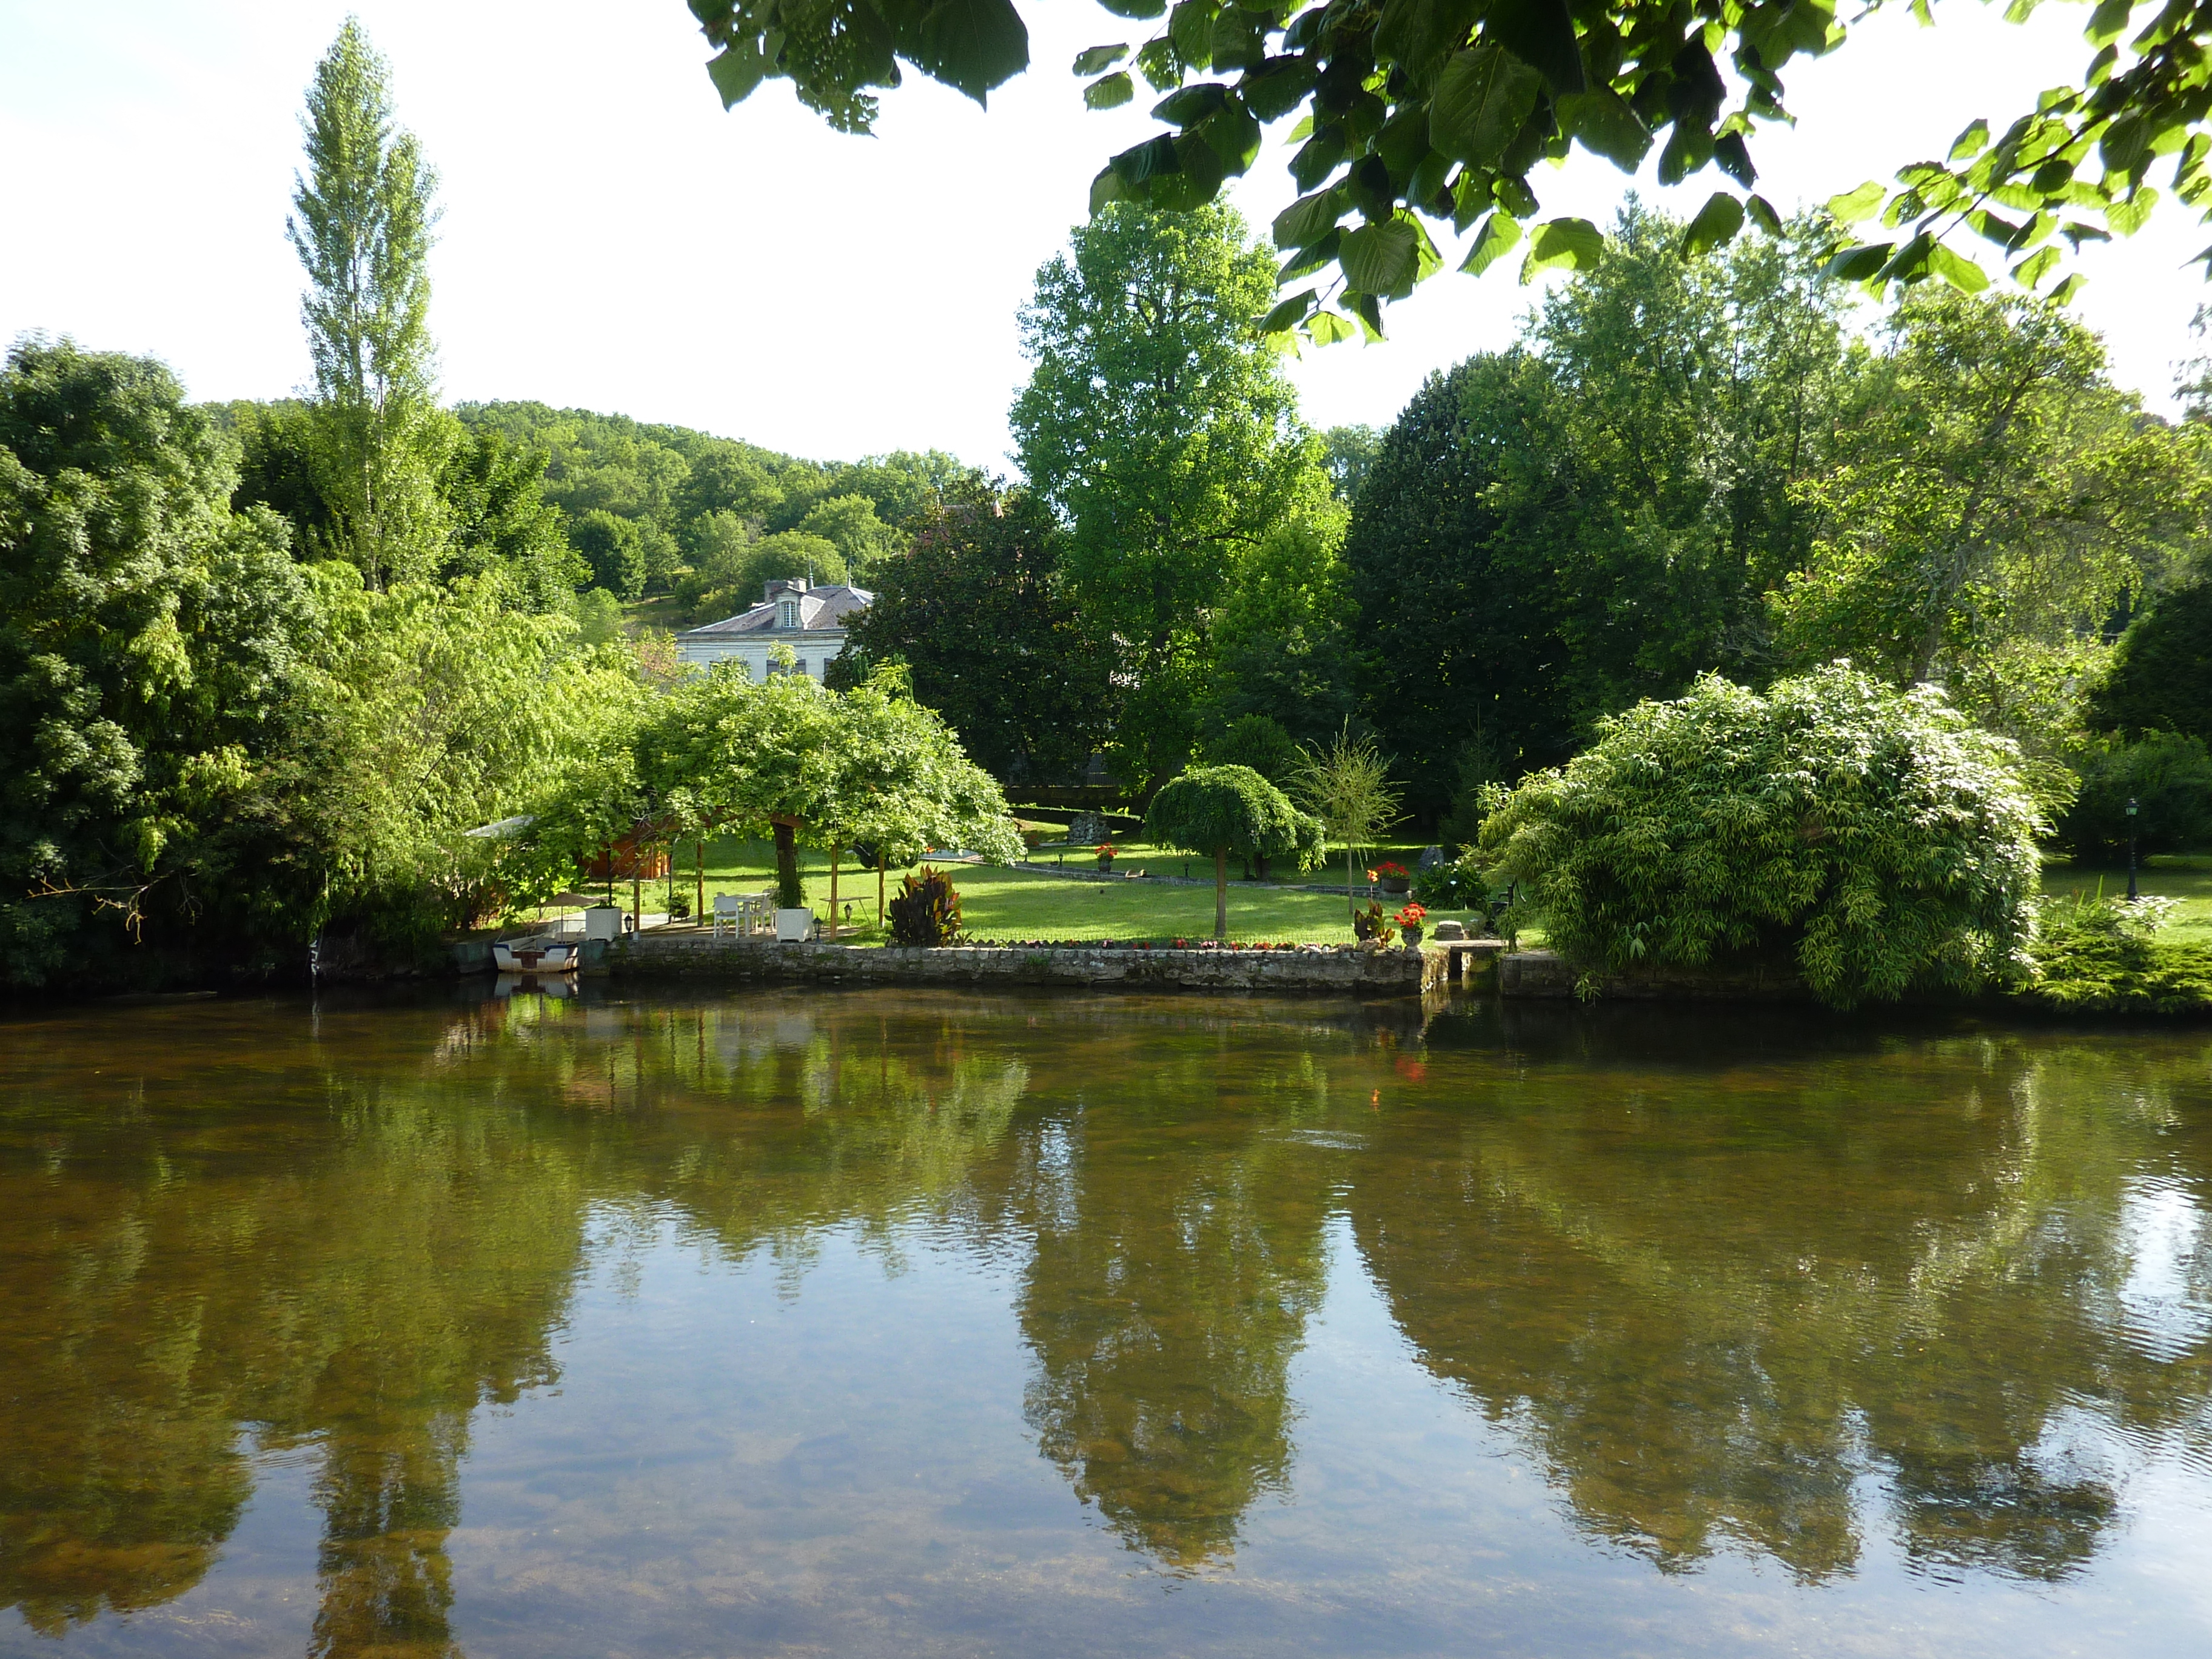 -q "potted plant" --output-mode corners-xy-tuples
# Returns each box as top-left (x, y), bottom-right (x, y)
(1372, 859), (1412, 895)
(1395, 900), (1427, 948)
(1095, 839), (1118, 873)
(1351, 900), (1397, 948)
